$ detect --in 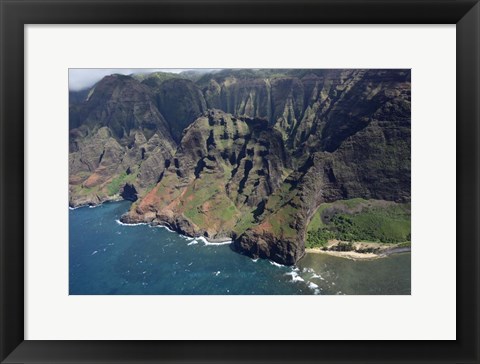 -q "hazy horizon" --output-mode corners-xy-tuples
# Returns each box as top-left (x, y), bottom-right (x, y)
(68, 68), (218, 91)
